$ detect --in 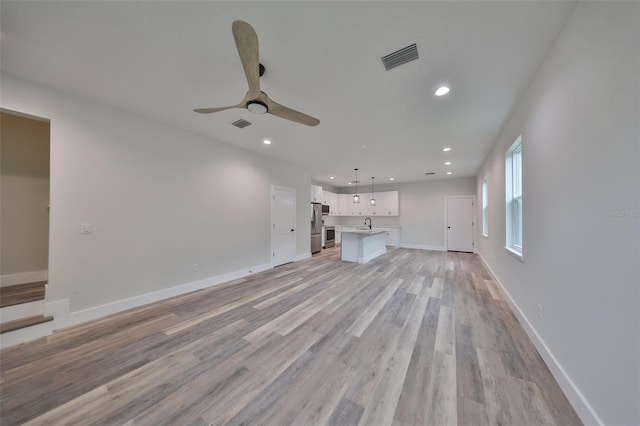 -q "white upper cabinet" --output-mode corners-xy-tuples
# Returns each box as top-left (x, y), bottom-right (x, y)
(338, 193), (351, 216)
(351, 196), (370, 216)
(356, 191), (399, 216)
(376, 191), (399, 216)
(322, 190), (330, 205)
(330, 191), (399, 216)
(322, 190), (338, 215)
(311, 185), (323, 203)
